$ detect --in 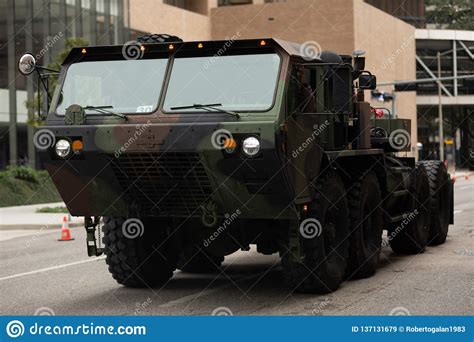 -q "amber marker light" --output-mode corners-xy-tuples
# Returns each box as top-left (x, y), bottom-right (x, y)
(260, 40), (266, 46)
(71, 140), (84, 153)
(197, 43), (203, 48)
(81, 48), (87, 54)
(168, 44), (174, 50)
(140, 45), (145, 52)
(303, 204), (308, 213)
